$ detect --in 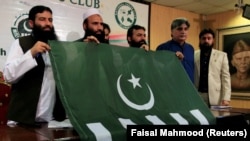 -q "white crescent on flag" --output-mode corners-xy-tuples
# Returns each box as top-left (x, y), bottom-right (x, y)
(116, 74), (154, 110)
